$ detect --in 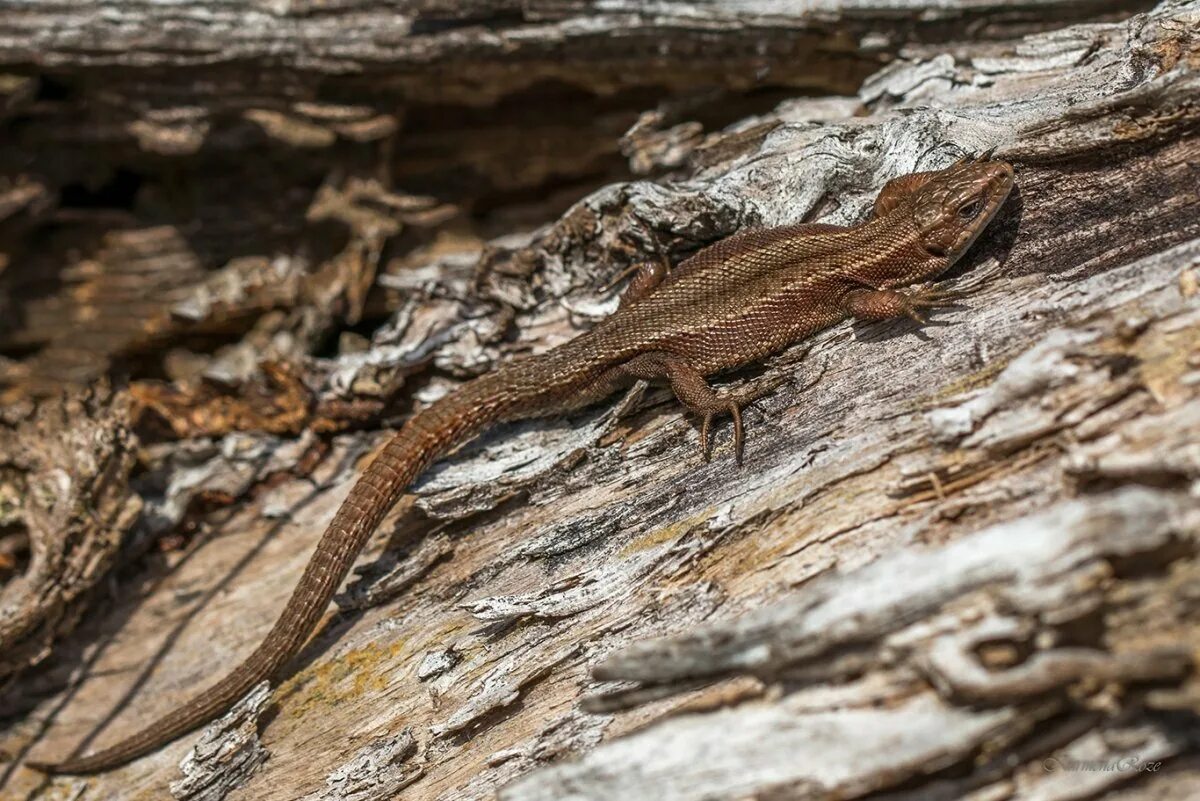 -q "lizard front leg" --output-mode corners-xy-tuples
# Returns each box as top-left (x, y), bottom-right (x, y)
(621, 352), (747, 464)
(842, 286), (962, 325)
